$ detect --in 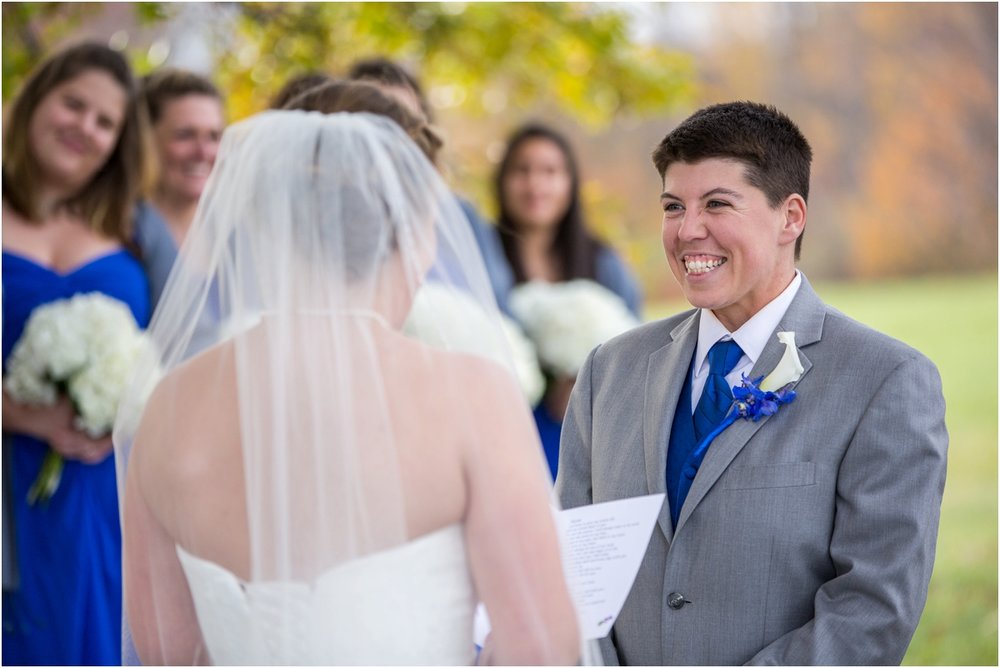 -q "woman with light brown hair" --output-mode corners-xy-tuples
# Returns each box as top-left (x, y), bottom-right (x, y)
(141, 68), (225, 248)
(2, 41), (152, 665)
